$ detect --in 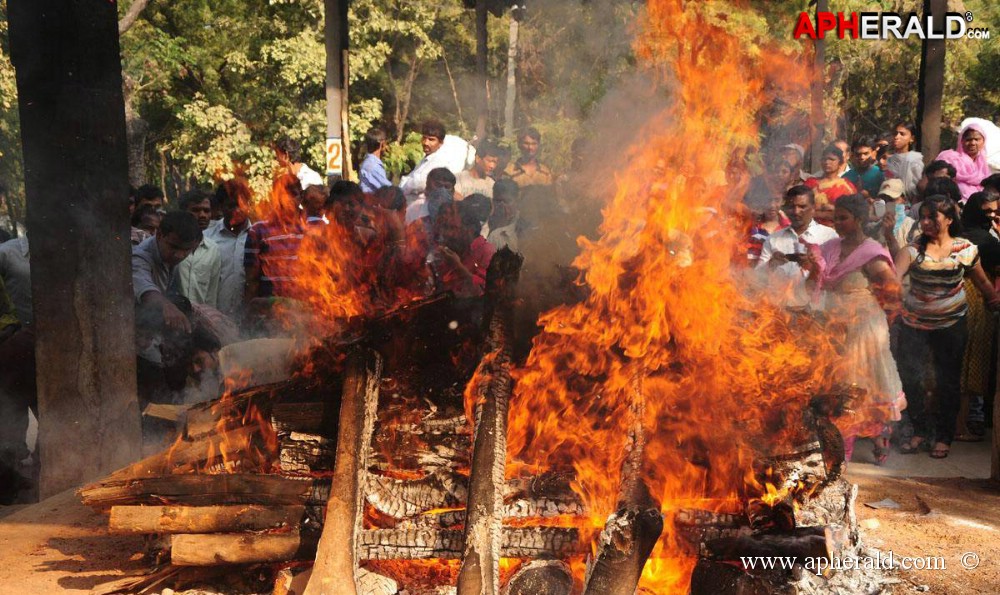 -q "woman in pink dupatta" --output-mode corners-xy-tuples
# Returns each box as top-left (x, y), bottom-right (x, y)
(804, 194), (906, 465)
(935, 121), (990, 203)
